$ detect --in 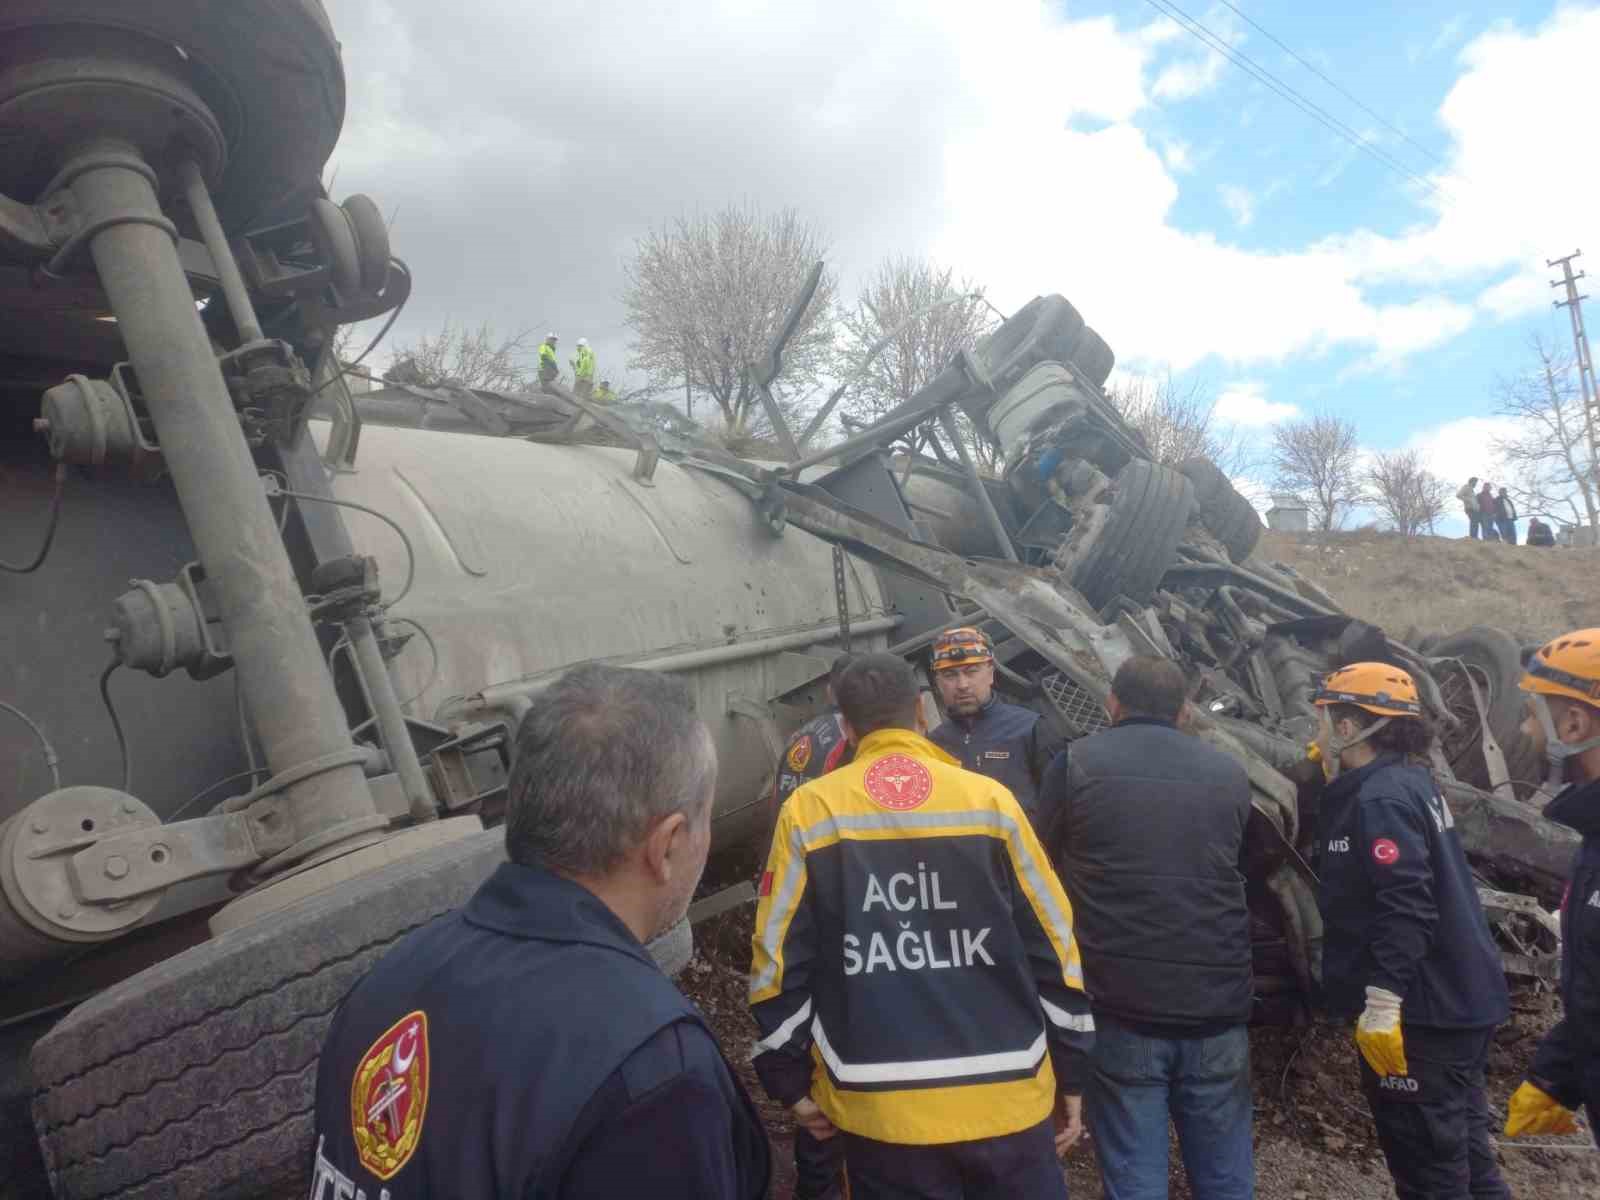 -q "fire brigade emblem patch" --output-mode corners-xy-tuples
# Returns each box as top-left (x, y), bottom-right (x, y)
(786, 736), (814, 772)
(864, 754), (933, 811)
(350, 1009), (430, 1180)
(1371, 838), (1400, 866)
